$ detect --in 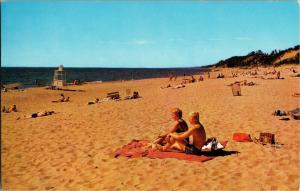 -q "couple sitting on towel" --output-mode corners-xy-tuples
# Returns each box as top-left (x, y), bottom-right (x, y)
(150, 108), (208, 155)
